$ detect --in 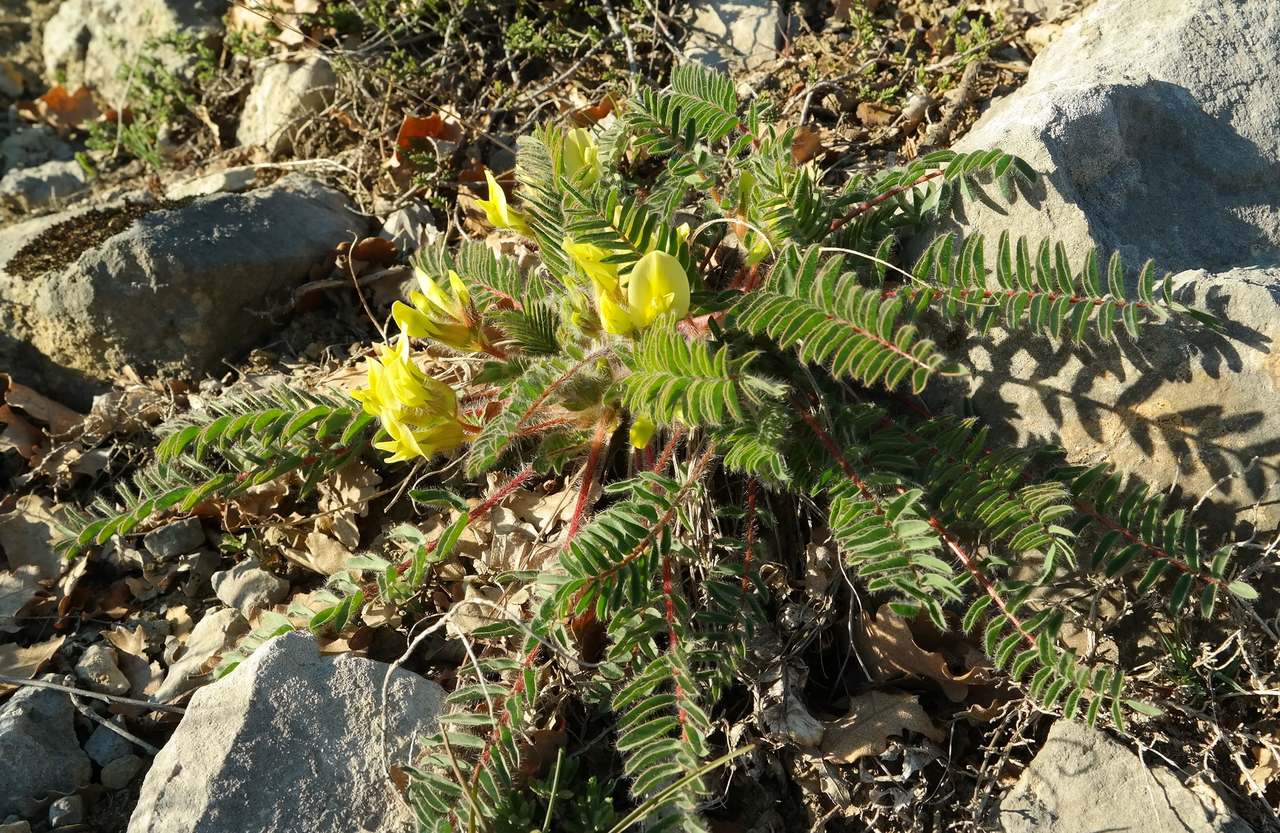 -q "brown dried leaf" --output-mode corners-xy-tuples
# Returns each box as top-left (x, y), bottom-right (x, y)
(0, 635), (65, 691)
(351, 236), (398, 267)
(299, 531), (352, 576)
(0, 565), (43, 633)
(0, 404), (42, 461)
(26, 84), (101, 135)
(0, 494), (66, 581)
(820, 689), (943, 764)
(858, 603), (987, 701)
(791, 124), (824, 163)
(1, 373), (85, 435)
(856, 101), (897, 126)
(392, 112), (463, 167)
(104, 624), (149, 658)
